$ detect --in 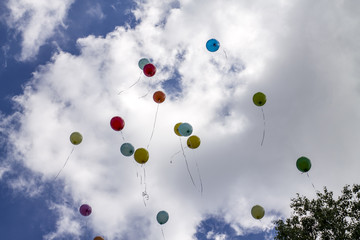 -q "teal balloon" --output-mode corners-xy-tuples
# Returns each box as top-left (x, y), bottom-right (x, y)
(120, 143), (135, 157)
(156, 210), (169, 225)
(178, 123), (193, 136)
(296, 156), (311, 173)
(206, 39), (220, 52)
(138, 58), (150, 70)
